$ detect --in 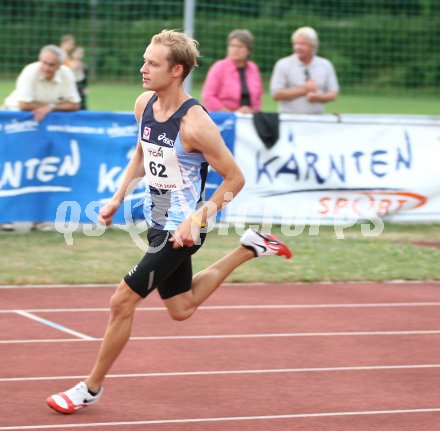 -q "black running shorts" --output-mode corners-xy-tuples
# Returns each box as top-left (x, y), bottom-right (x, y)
(124, 228), (206, 300)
